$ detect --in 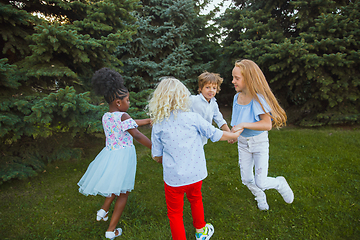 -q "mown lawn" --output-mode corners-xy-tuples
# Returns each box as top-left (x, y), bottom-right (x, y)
(1, 126), (359, 239)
